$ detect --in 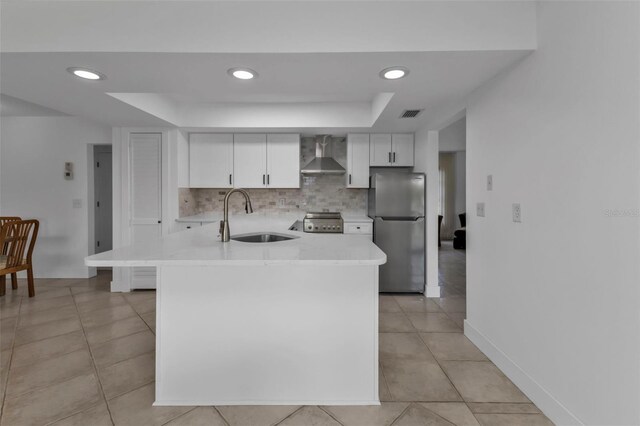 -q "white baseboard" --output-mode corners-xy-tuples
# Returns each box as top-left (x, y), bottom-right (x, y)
(464, 320), (582, 426)
(425, 285), (441, 298)
(154, 399), (380, 406)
